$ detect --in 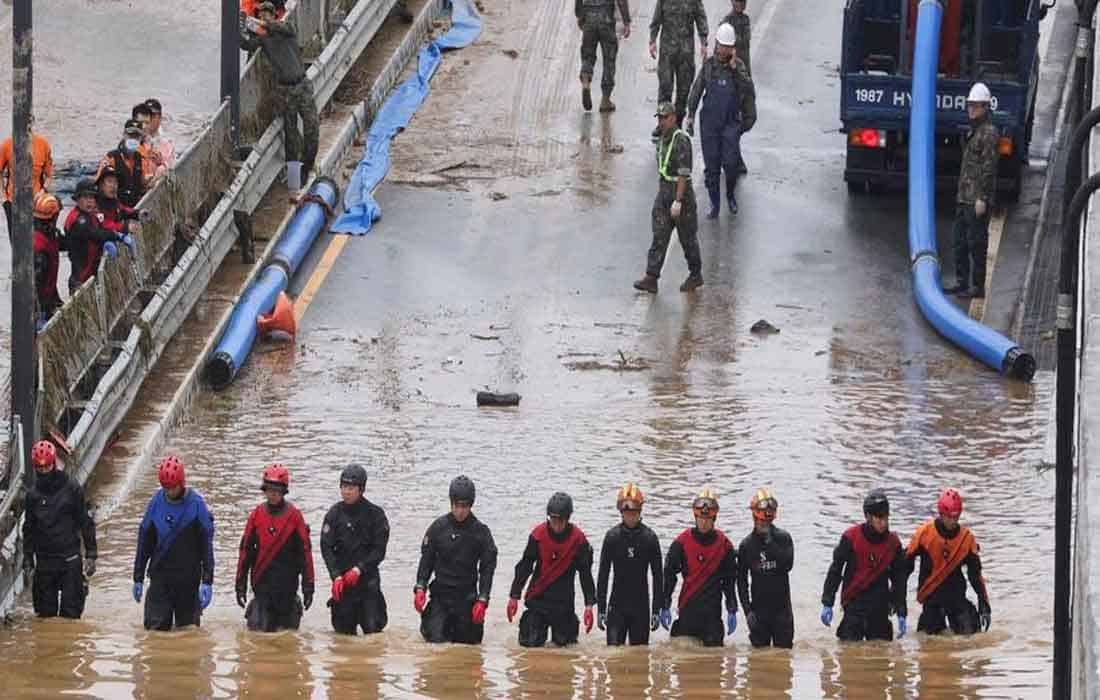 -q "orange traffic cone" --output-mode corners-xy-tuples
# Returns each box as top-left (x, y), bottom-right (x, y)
(258, 292), (297, 338)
